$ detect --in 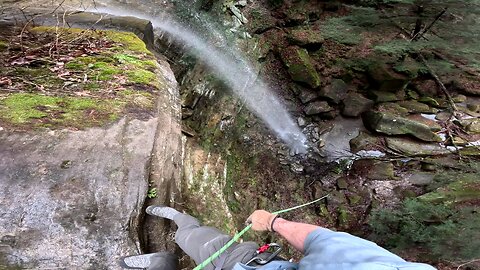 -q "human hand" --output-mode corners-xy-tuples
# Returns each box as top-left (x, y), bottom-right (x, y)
(246, 210), (278, 231)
